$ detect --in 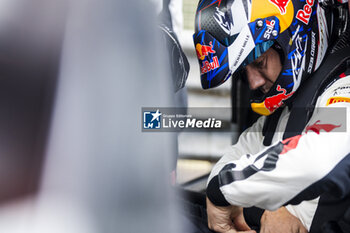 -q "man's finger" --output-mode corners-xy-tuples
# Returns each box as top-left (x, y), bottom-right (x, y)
(210, 222), (235, 233)
(210, 225), (256, 233)
(221, 229), (237, 233)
